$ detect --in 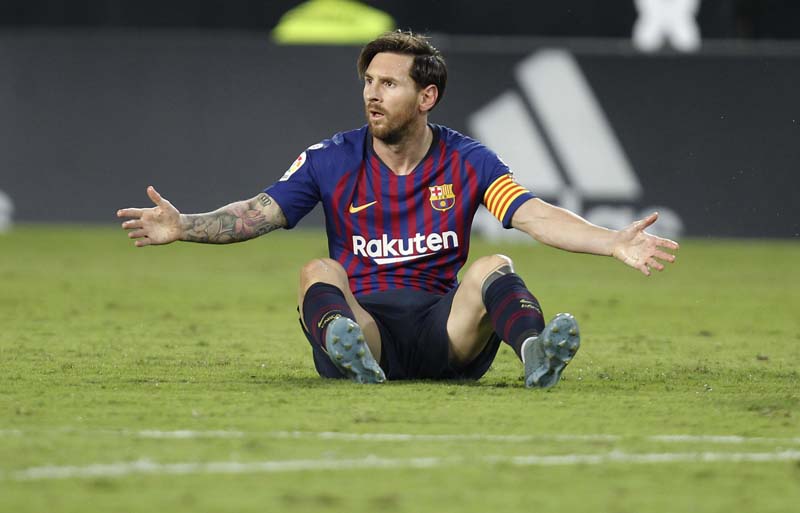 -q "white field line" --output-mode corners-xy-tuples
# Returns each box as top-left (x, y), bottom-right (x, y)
(648, 435), (800, 444)
(3, 429), (800, 445)
(7, 450), (800, 481)
(231, 432), (800, 445)
(141, 431), (620, 443)
(135, 430), (245, 439)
